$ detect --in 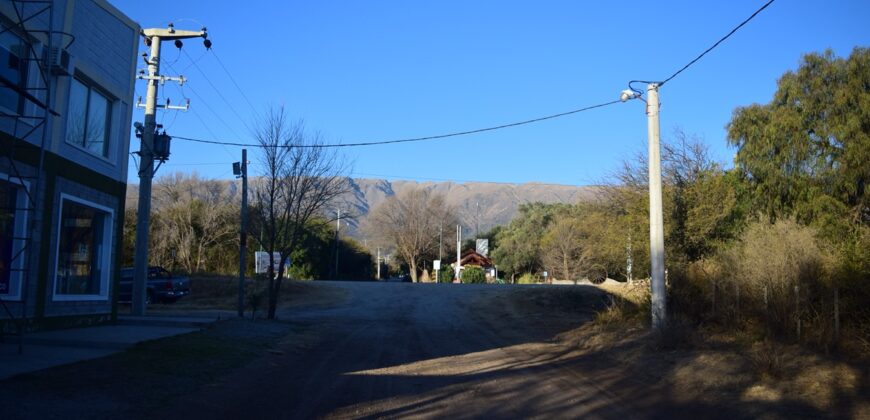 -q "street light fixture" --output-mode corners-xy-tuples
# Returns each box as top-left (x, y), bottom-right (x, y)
(620, 89), (639, 102)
